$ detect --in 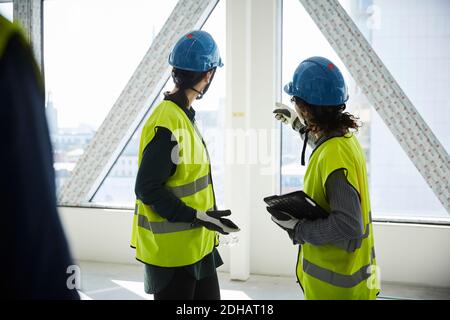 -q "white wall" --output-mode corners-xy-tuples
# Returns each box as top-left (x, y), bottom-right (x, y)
(59, 206), (450, 289)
